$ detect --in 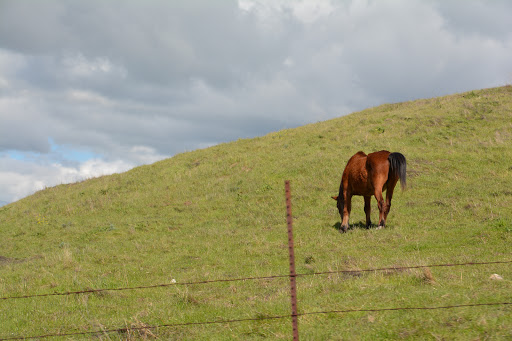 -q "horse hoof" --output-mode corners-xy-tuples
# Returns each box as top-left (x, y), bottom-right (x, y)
(376, 225), (383, 230)
(340, 226), (348, 233)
